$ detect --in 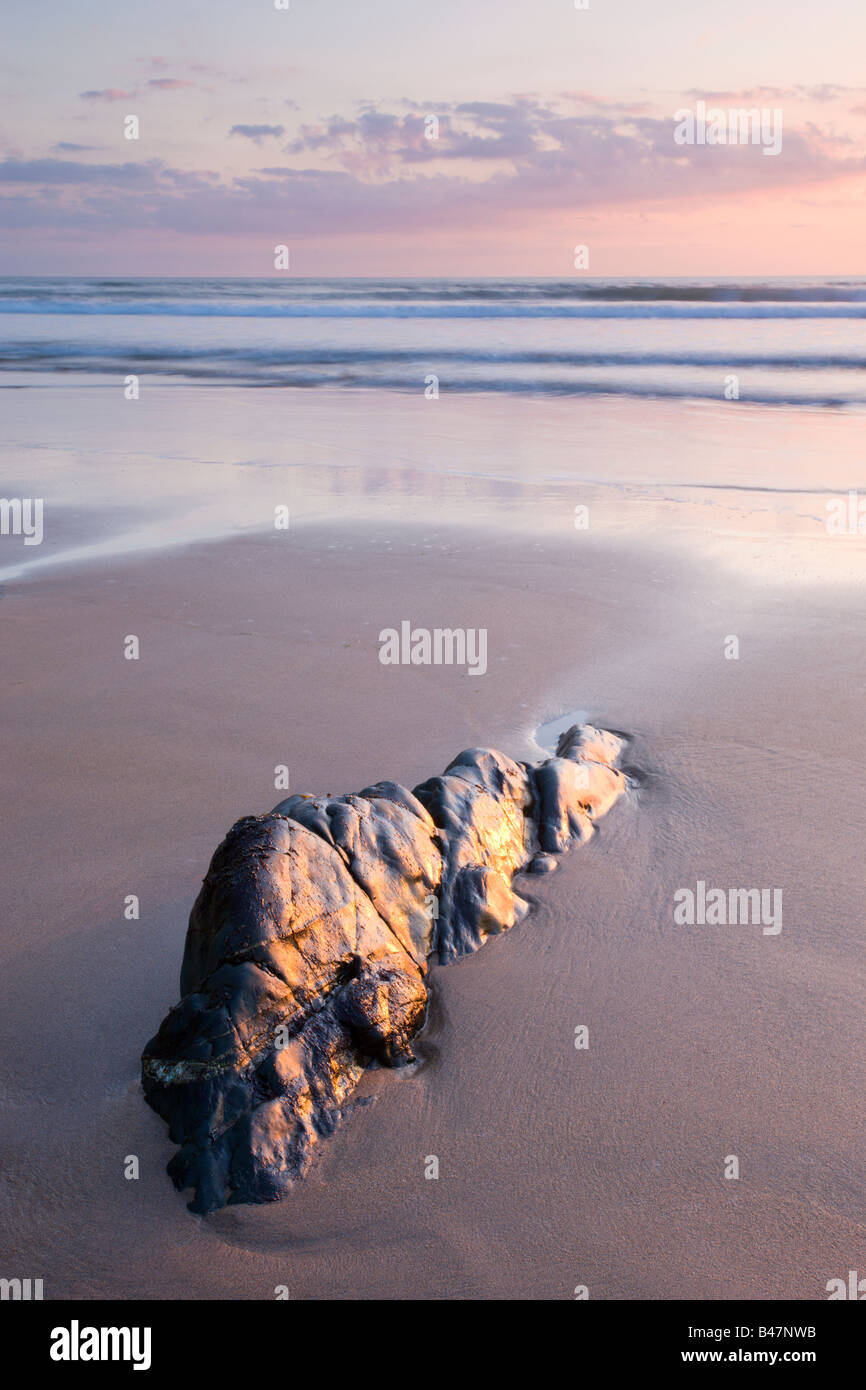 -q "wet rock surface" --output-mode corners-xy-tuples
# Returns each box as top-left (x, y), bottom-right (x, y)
(142, 724), (629, 1212)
